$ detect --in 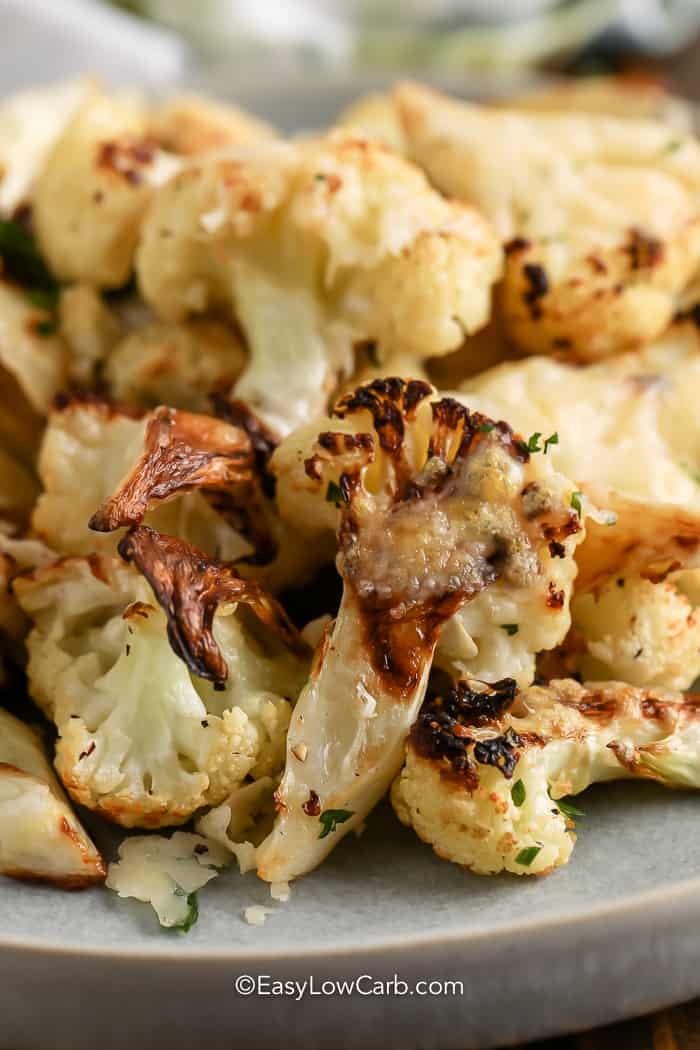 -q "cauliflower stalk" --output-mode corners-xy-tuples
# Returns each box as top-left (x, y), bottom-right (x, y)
(136, 133), (502, 434)
(14, 542), (307, 828)
(0, 707), (105, 887)
(256, 378), (584, 882)
(393, 676), (700, 876)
